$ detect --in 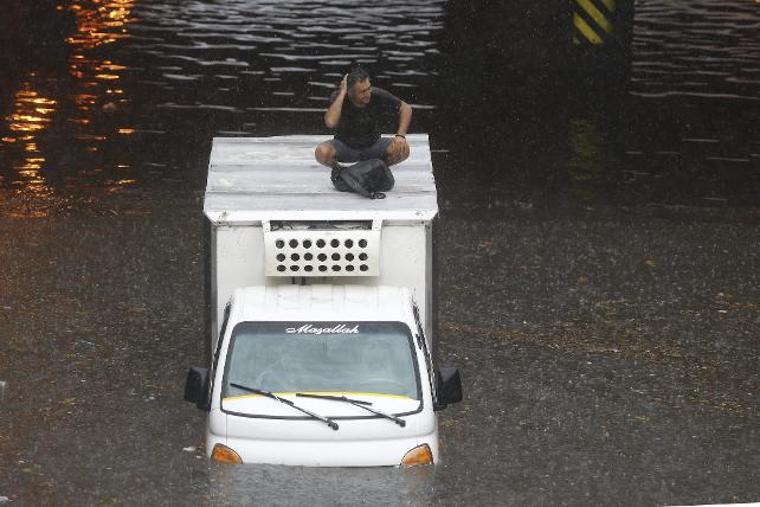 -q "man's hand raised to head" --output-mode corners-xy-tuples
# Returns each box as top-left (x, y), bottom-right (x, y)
(325, 74), (349, 128)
